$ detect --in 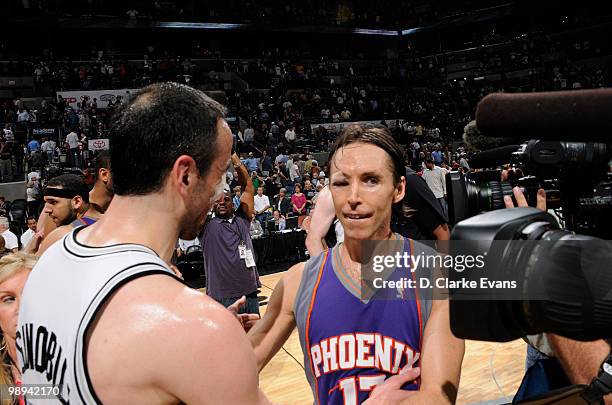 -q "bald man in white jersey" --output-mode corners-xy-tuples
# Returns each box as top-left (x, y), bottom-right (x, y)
(17, 83), (270, 404)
